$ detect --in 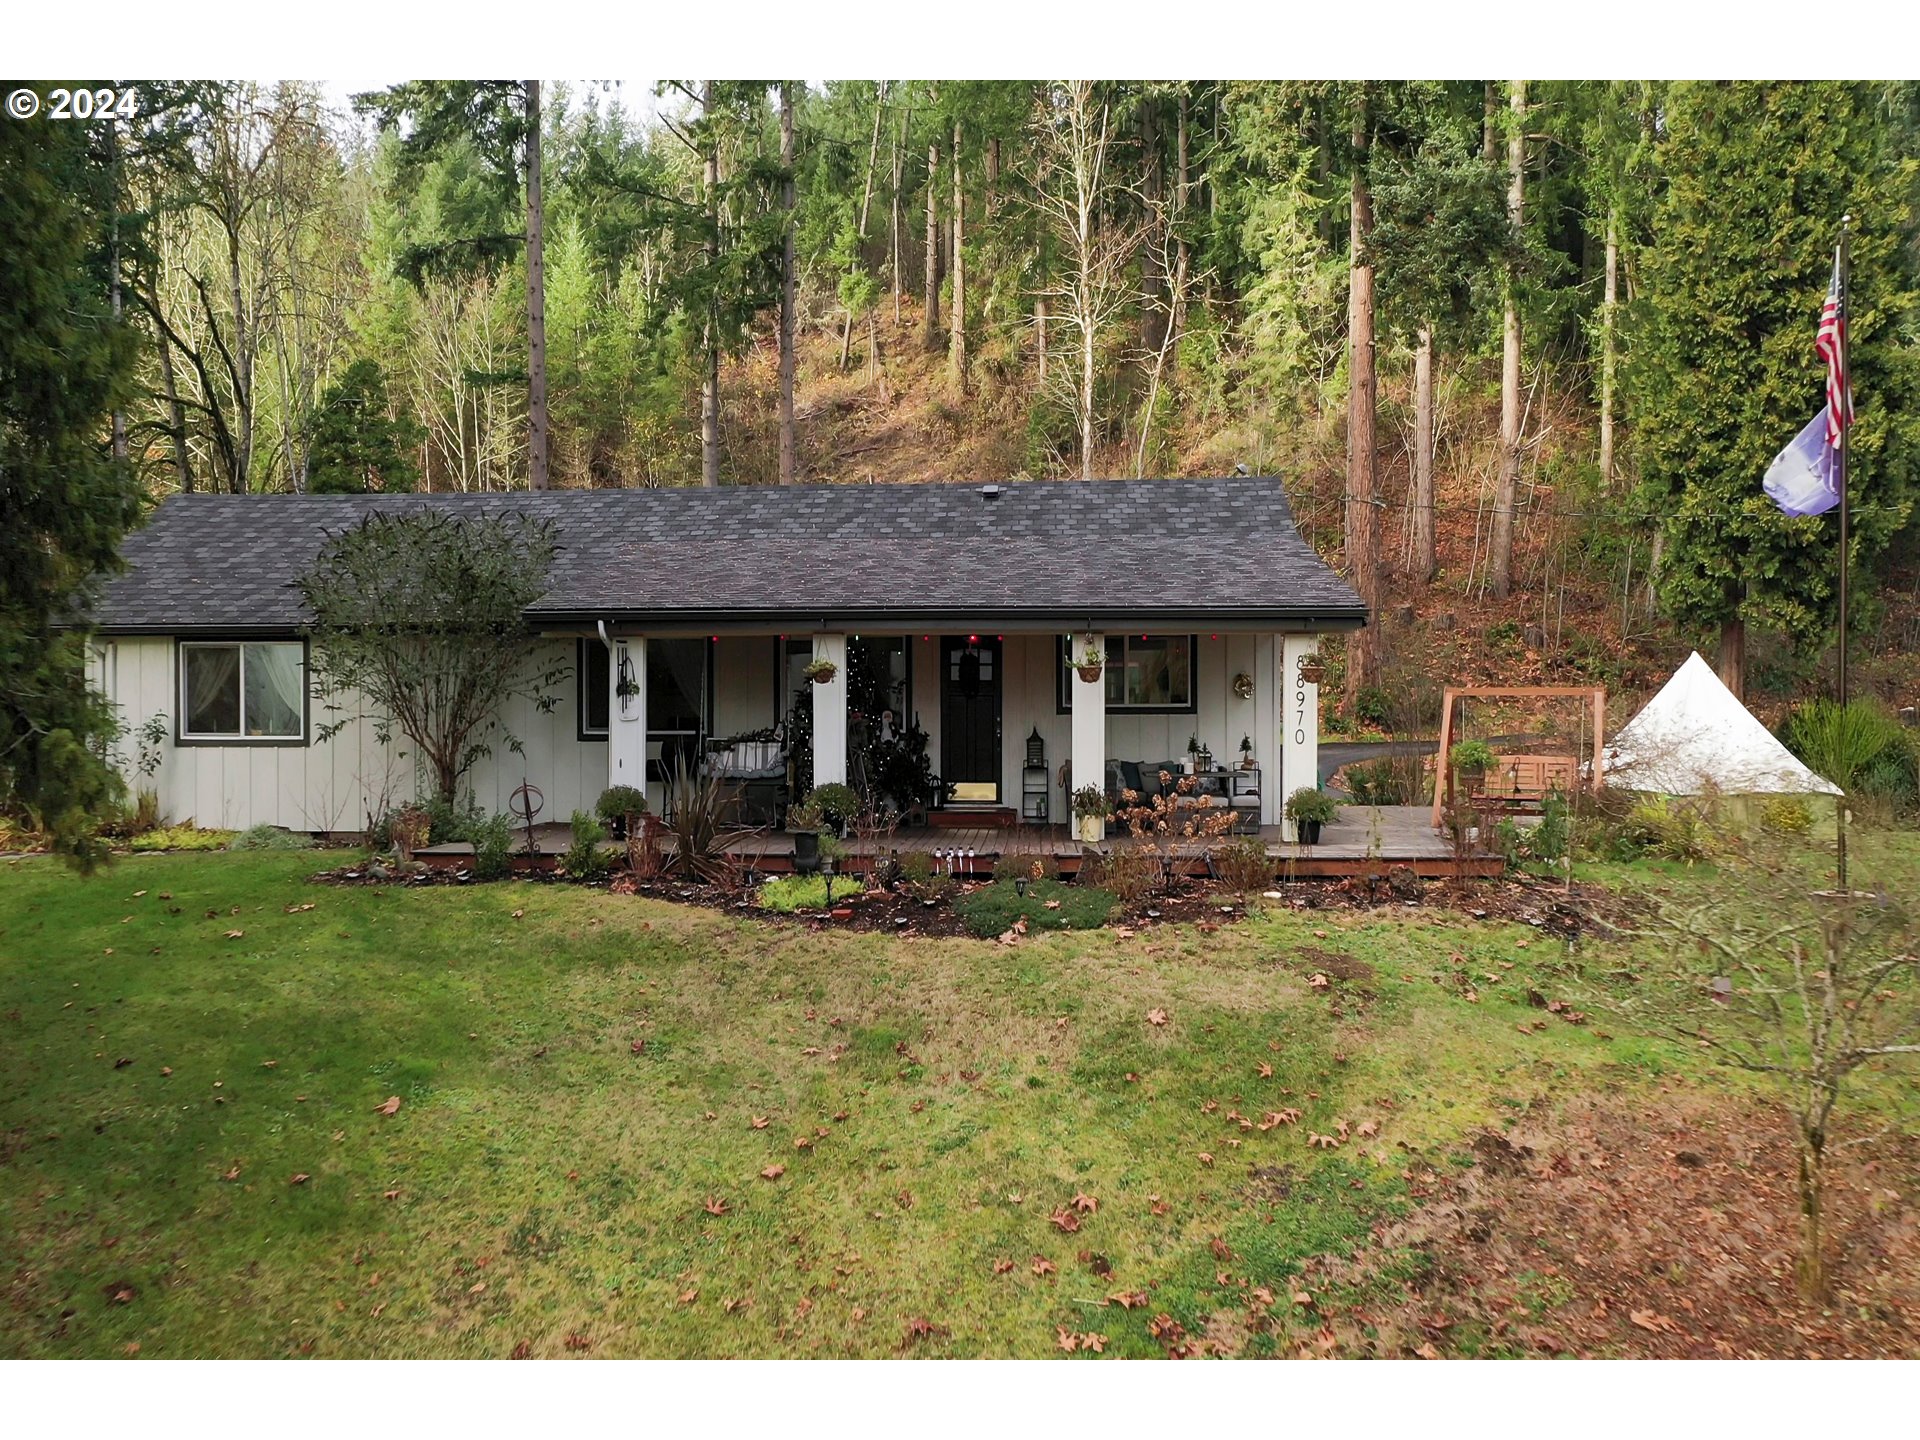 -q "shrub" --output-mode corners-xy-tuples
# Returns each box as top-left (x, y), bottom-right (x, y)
(956, 878), (1118, 937)
(1624, 794), (1717, 864)
(129, 824), (236, 852)
(666, 759), (740, 881)
(1212, 836), (1272, 894)
(899, 850), (936, 885)
(471, 814), (514, 880)
(786, 798), (825, 831)
(1759, 795), (1814, 837)
(758, 875), (835, 912)
(228, 824), (313, 851)
(560, 811), (612, 882)
(1529, 789), (1570, 862)
(595, 785), (649, 827)
(1081, 848), (1158, 906)
(1781, 697), (1906, 794)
